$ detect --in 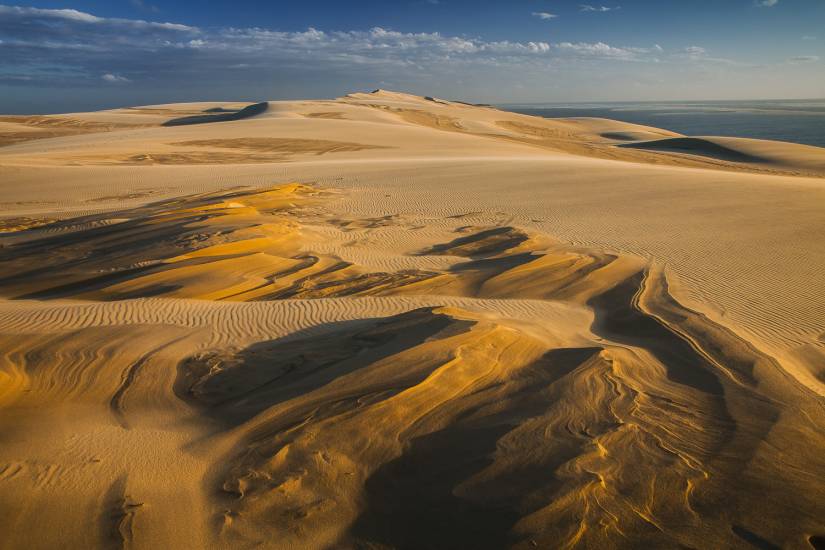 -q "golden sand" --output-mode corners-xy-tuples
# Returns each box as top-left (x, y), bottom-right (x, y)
(0, 91), (824, 549)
